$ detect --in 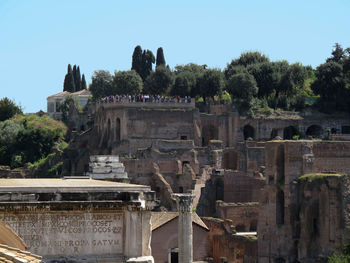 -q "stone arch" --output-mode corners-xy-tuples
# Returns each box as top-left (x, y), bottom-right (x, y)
(202, 125), (218, 146)
(276, 190), (285, 225)
(243, 125), (255, 140)
(306, 125), (323, 138)
(116, 118), (121, 142)
(283, 126), (298, 140)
